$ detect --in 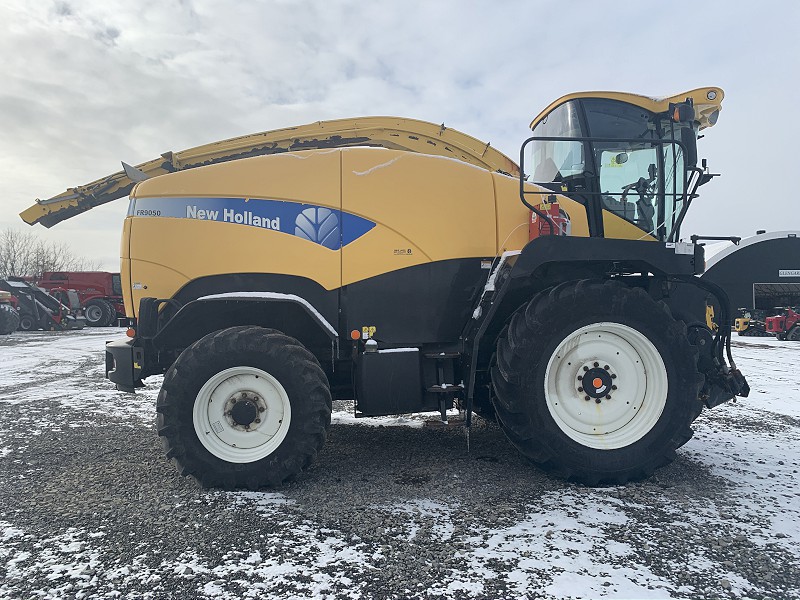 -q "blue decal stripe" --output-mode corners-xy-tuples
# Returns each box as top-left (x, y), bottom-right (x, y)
(132, 197), (376, 249)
